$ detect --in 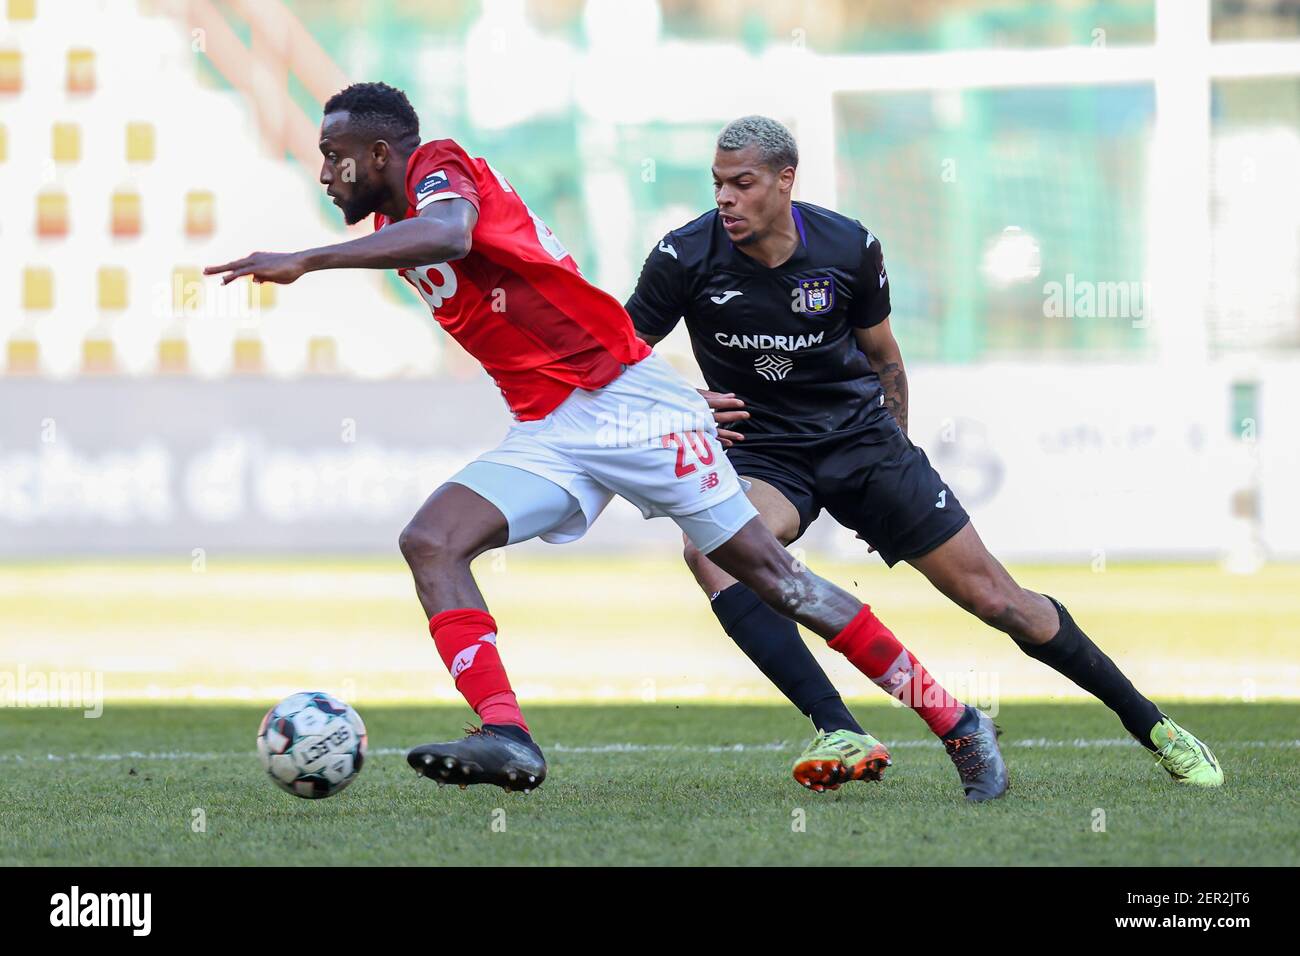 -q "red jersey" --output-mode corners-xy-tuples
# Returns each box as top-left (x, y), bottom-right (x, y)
(374, 139), (651, 420)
